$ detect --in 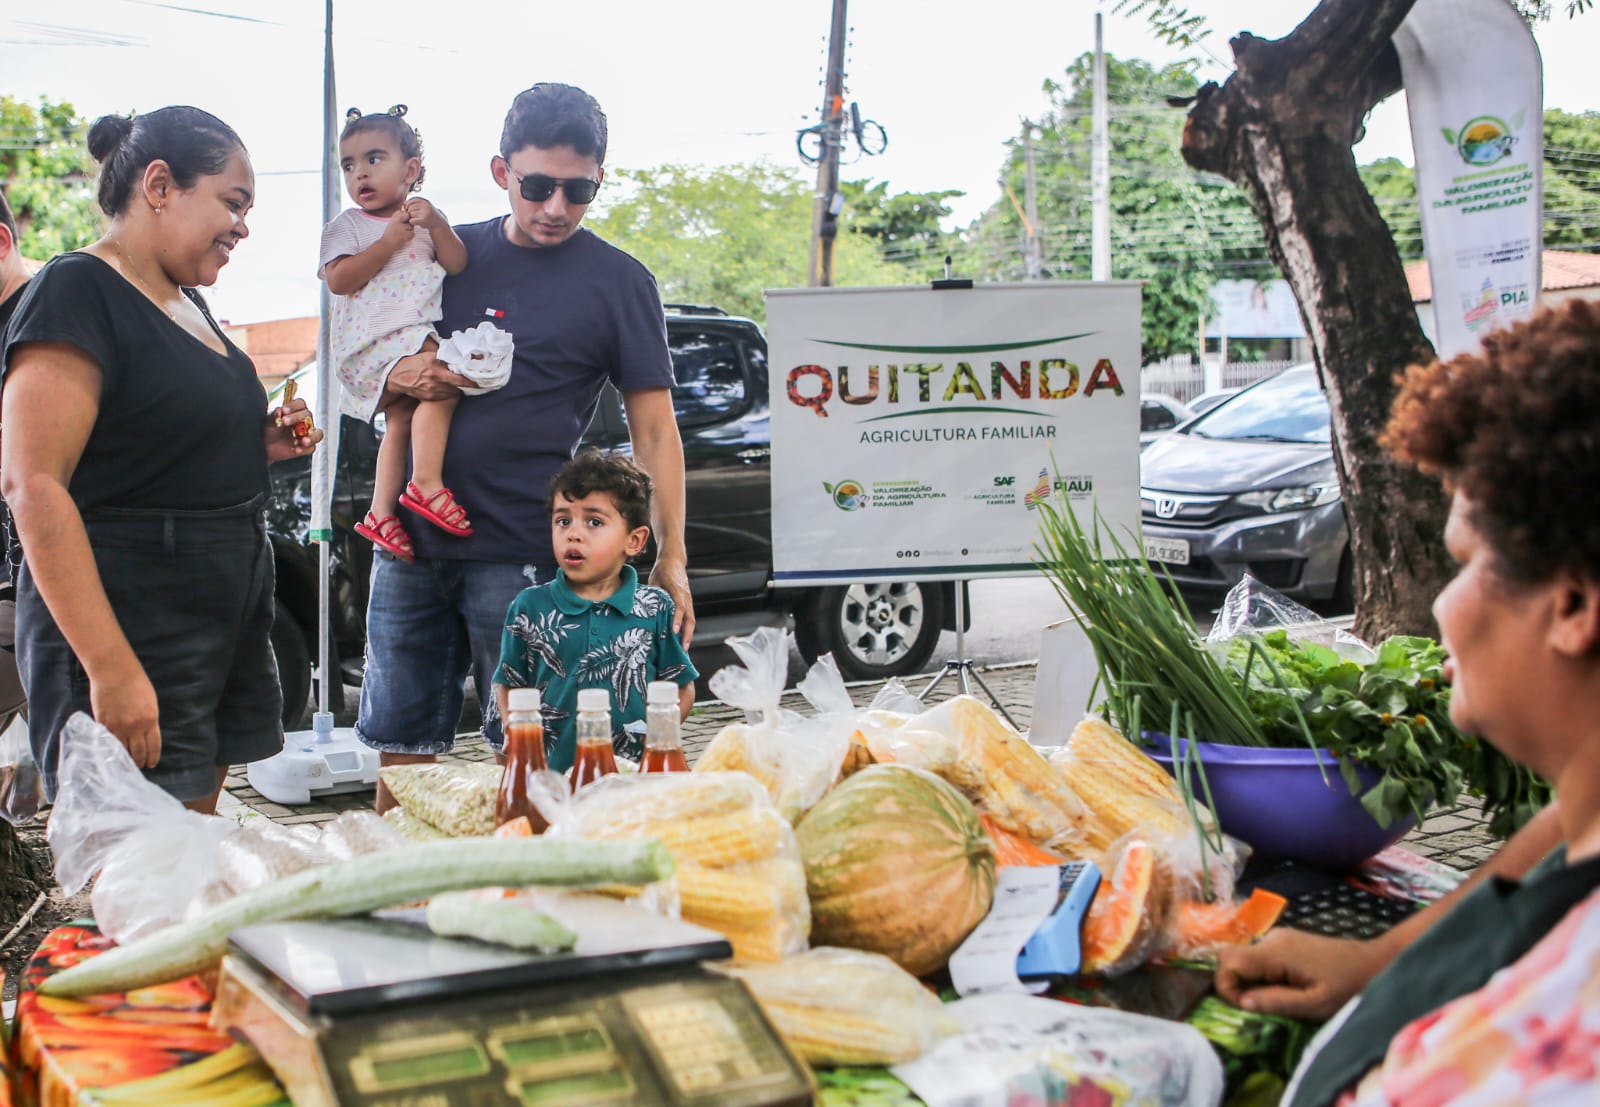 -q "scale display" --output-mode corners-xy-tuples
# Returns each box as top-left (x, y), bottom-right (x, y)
(216, 915), (813, 1107)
